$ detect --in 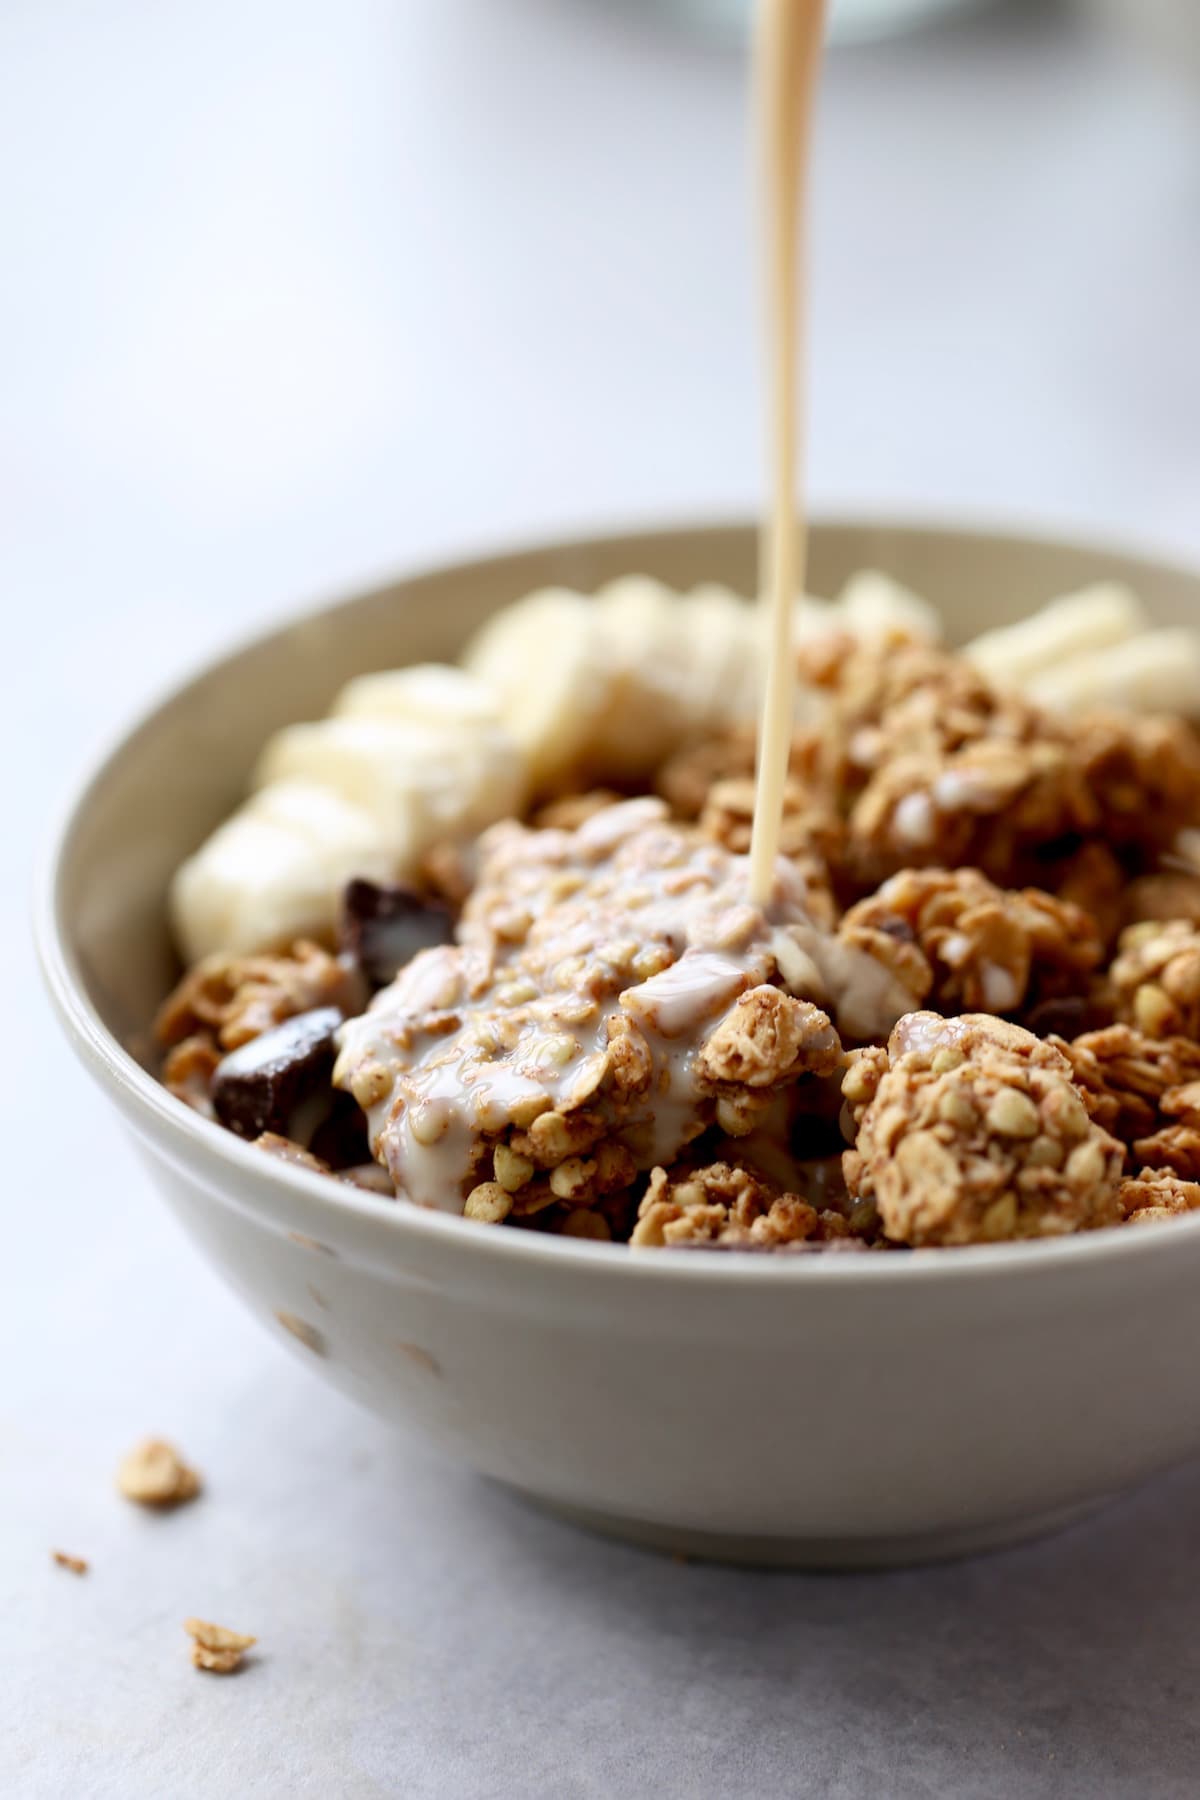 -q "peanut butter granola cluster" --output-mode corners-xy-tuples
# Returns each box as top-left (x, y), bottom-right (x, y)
(156, 605), (1200, 1255)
